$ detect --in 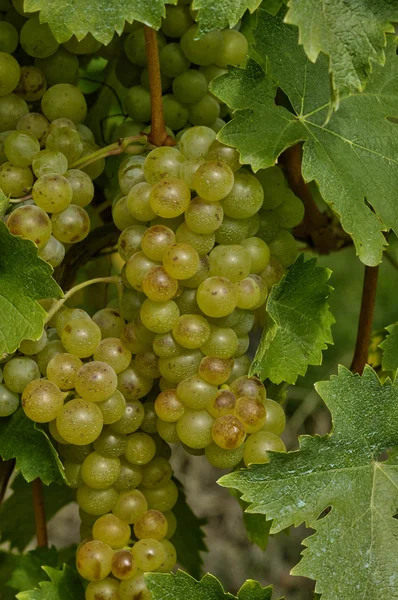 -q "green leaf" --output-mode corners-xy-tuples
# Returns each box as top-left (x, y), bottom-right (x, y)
(285, 0), (398, 106)
(0, 474), (74, 551)
(220, 366), (398, 599)
(212, 11), (398, 266)
(380, 323), (398, 371)
(192, 0), (262, 34)
(16, 564), (84, 600)
(146, 571), (276, 600)
(171, 479), (207, 579)
(23, 0), (177, 44)
(230, 488), (271, 551)
(0, 408), (66, 486)
(8, 548), (58, 592)
(250, 255), (334, 384)
(0, 222), (61, 355)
